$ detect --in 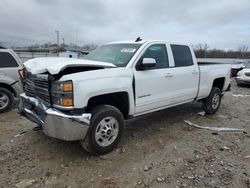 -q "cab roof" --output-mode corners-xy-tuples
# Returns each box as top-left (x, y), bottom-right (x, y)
(108, 40), (189, 46)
